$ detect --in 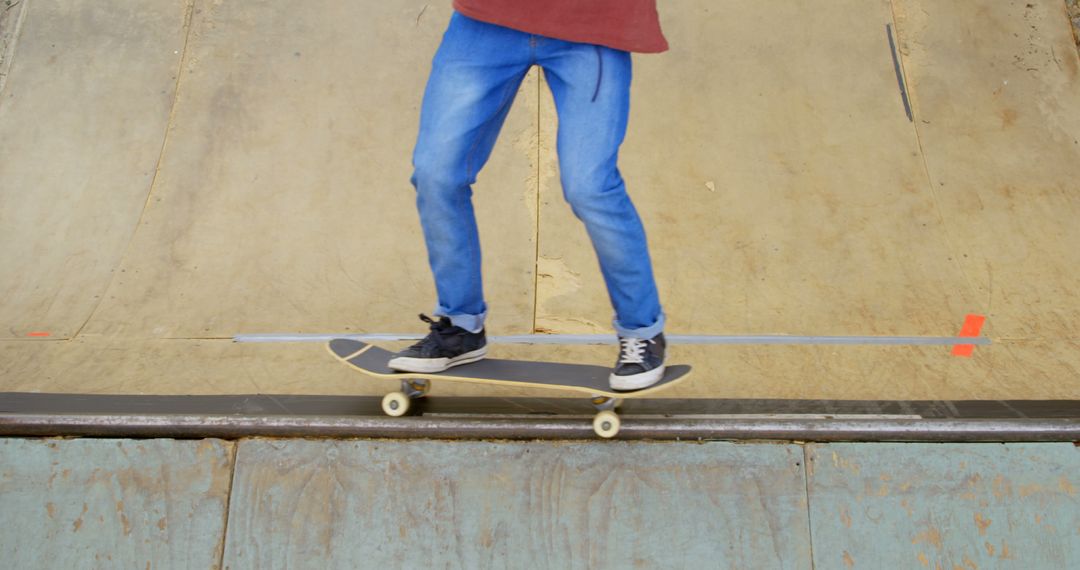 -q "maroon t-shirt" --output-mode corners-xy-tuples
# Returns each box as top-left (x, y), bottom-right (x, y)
(452, 0), (668, 53)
